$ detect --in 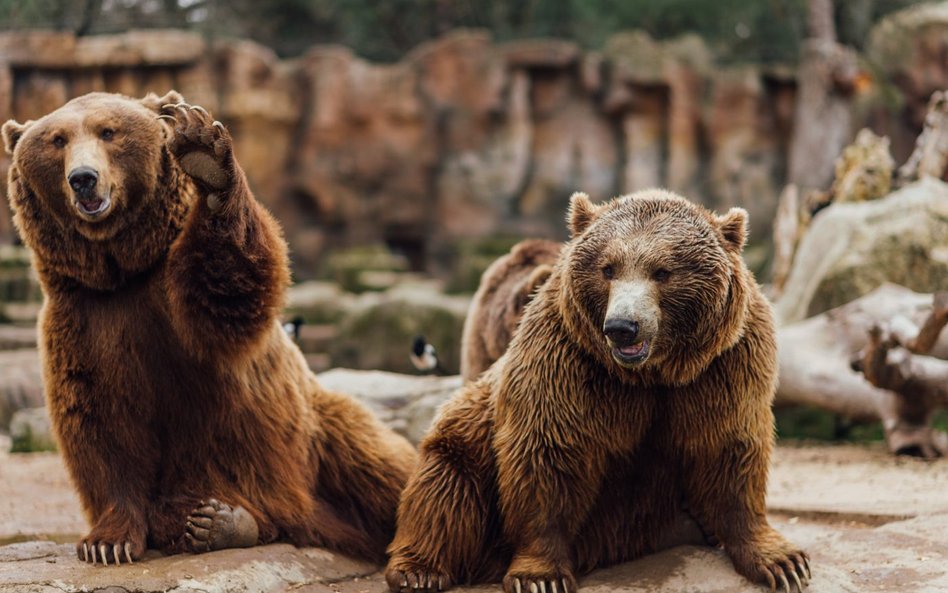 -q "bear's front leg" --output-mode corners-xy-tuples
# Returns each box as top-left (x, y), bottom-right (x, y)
(160, 102), (290, 360)
(494, 396), (608, 593)
(684, 439), (810, 593)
